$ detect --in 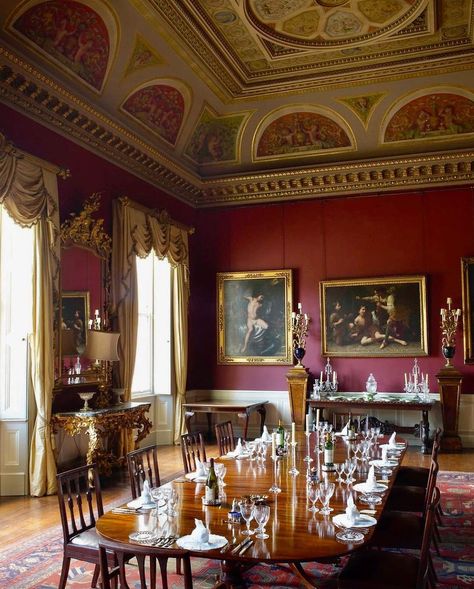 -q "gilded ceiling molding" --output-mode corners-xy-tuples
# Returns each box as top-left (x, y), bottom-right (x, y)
(123, 34), (164, 77)
(337, 93), (386, 129)
(0, 46), (473, 208)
